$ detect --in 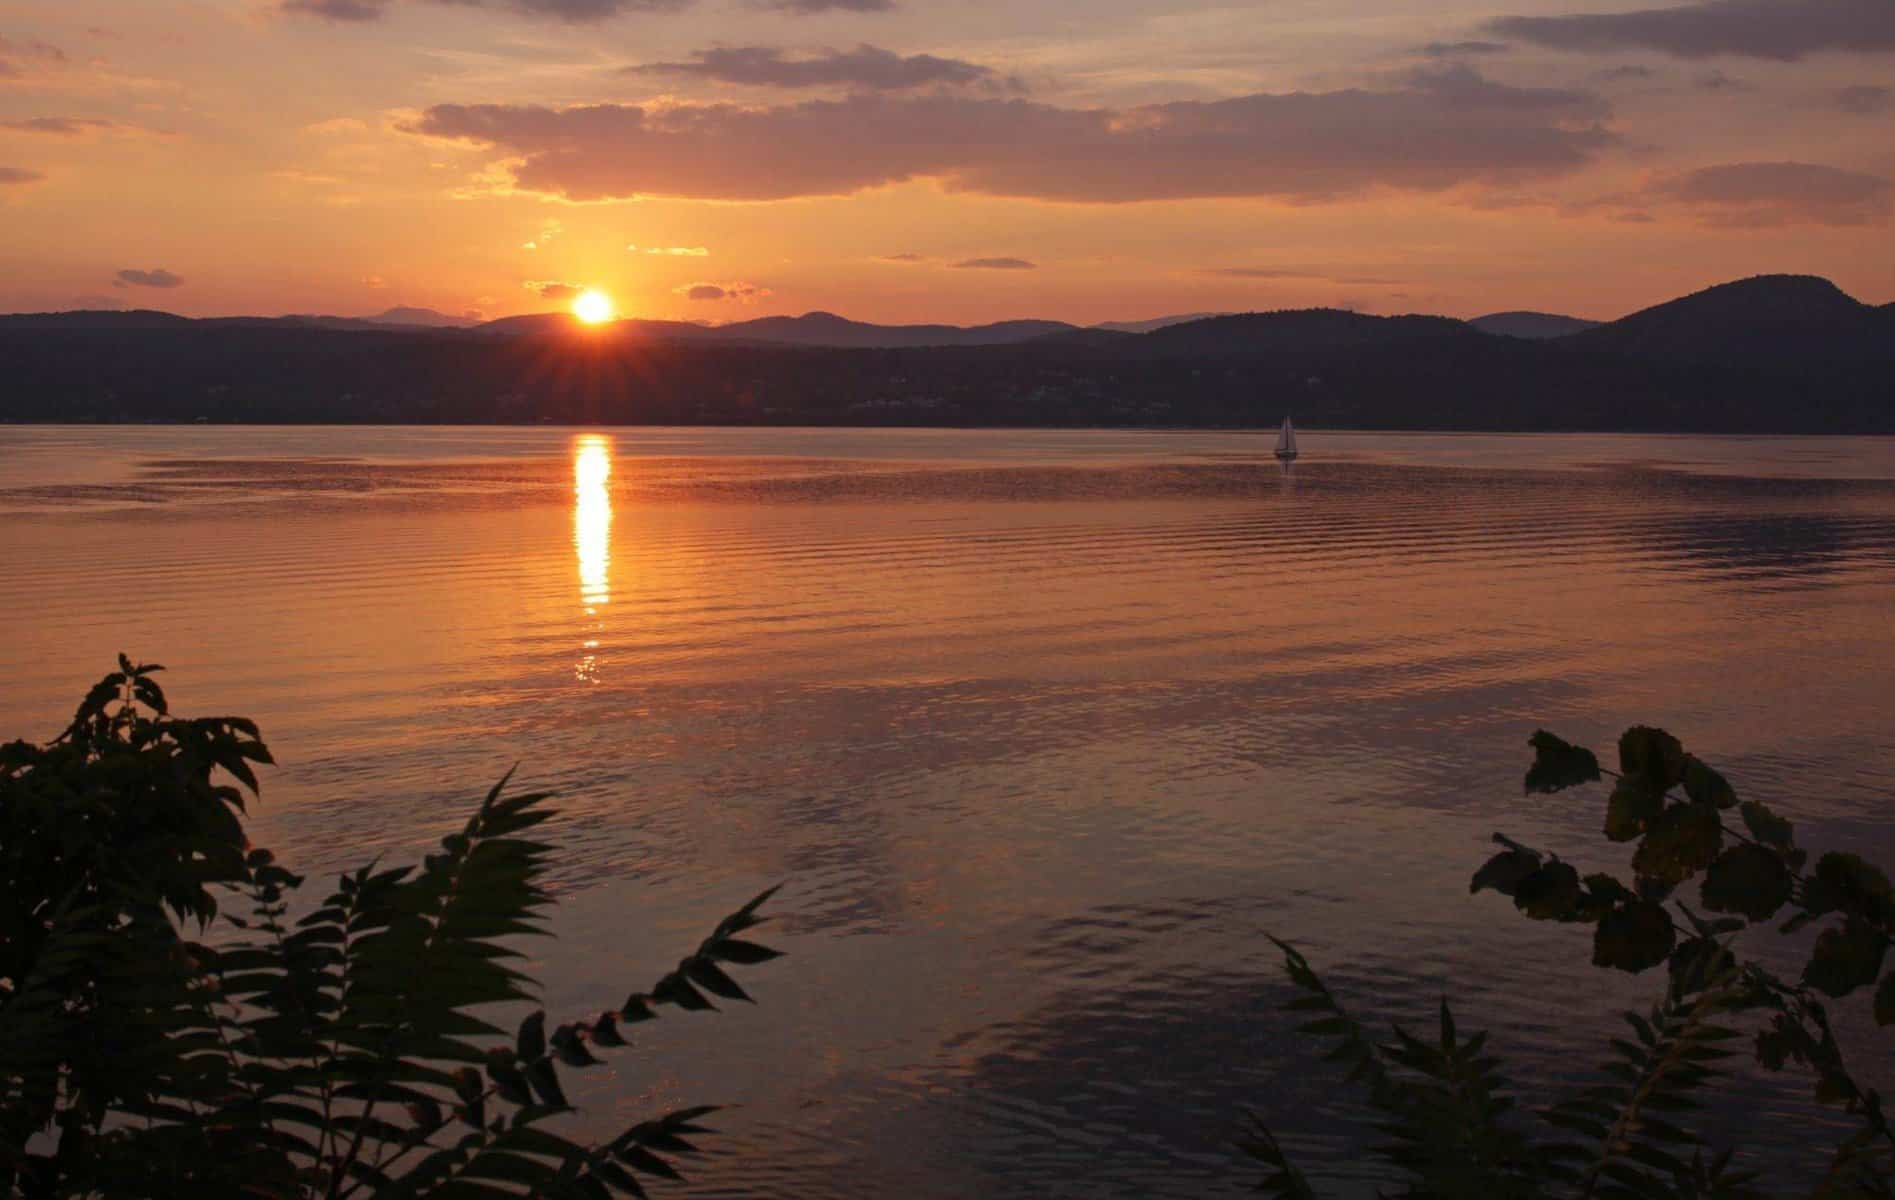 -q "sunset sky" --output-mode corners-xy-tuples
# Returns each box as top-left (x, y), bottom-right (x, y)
(1, 0), (1890, 325)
